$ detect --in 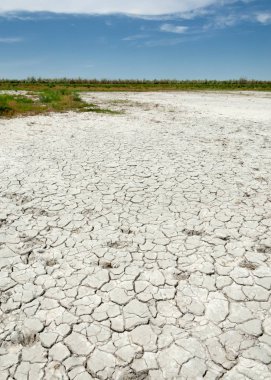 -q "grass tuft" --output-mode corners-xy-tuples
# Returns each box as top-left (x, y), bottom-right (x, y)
(0, 94), (43, 117)
(0, 91), (120, 118)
